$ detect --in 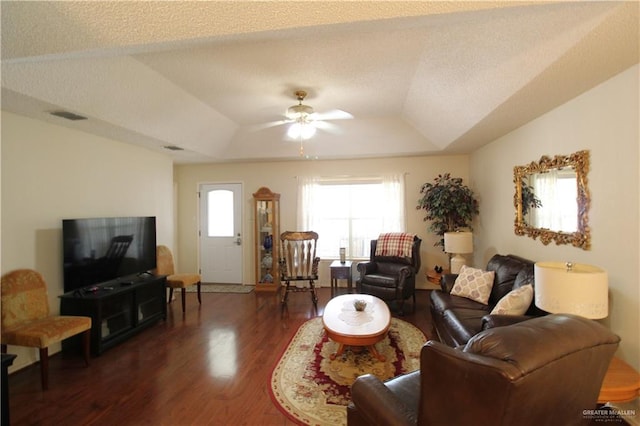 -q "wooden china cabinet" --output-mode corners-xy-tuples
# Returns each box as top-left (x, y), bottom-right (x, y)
(253, 187), (280, 292)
